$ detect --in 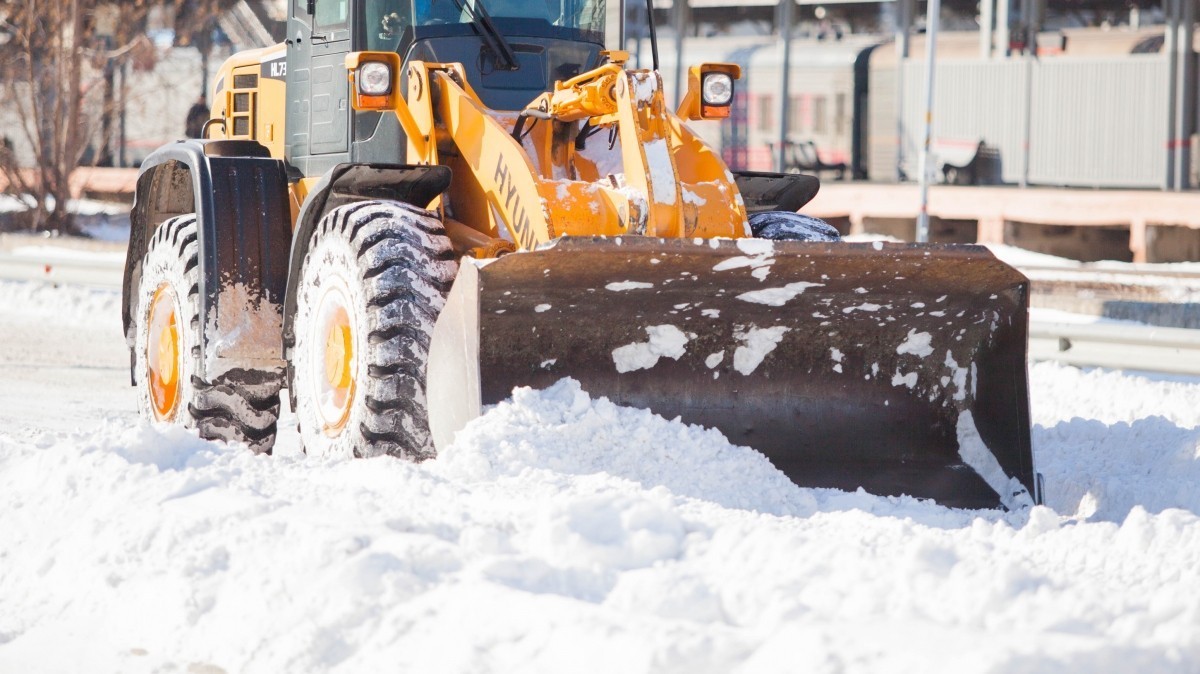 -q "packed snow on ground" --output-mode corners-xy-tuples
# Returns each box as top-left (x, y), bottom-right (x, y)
(1, 276), (1200, 674)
